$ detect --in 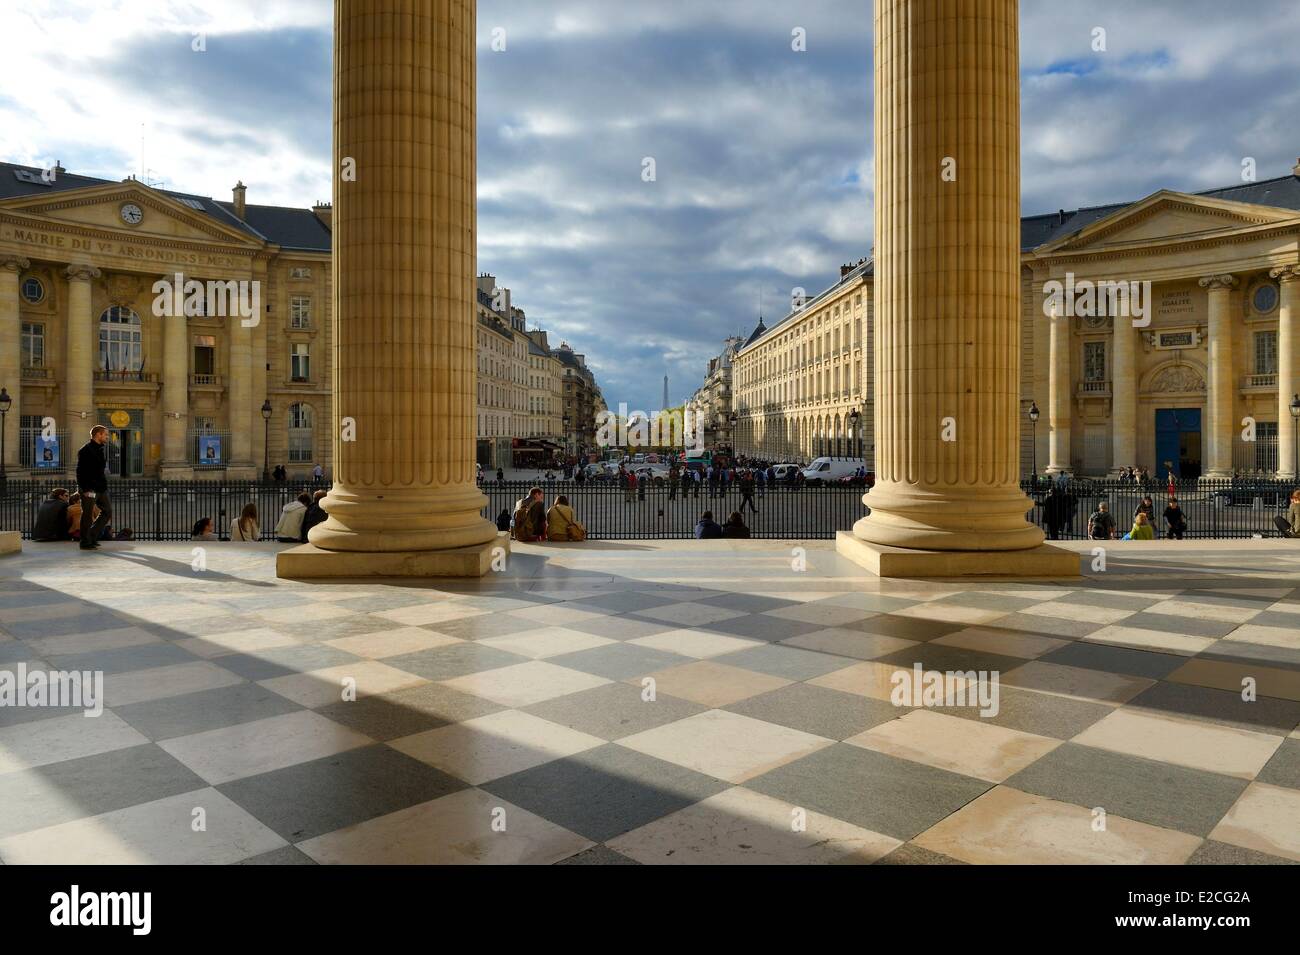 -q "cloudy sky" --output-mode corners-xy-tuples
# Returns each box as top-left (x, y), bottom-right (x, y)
(4, 0), (1299, 411)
